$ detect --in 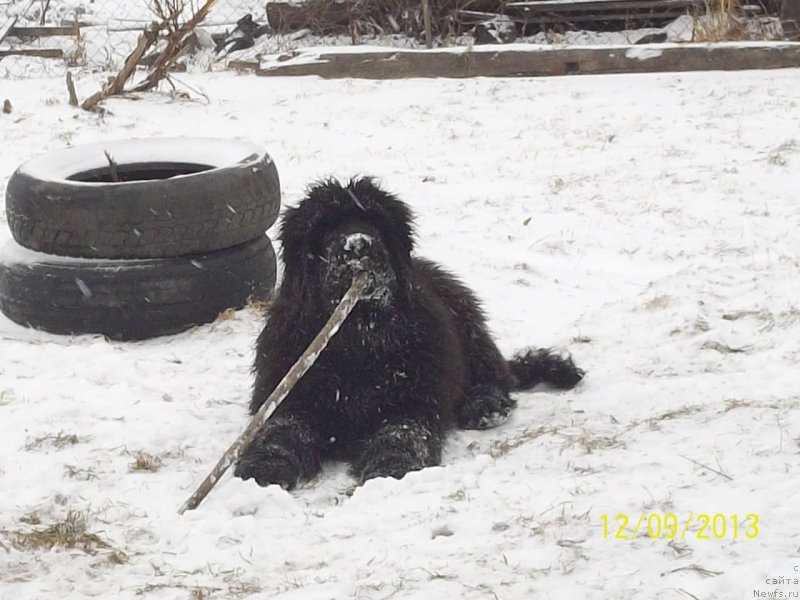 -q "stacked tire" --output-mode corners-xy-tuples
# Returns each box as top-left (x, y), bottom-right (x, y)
(0, 138), (281, 340)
